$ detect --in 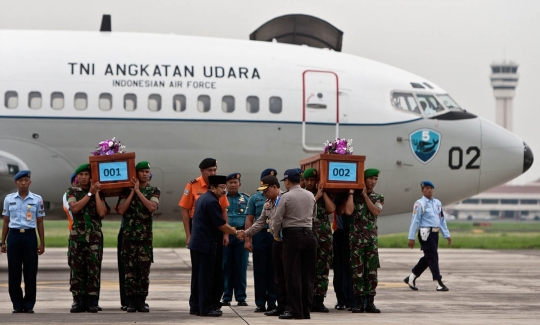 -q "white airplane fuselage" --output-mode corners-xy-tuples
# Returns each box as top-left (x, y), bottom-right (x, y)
(0, 30), (532, 230)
